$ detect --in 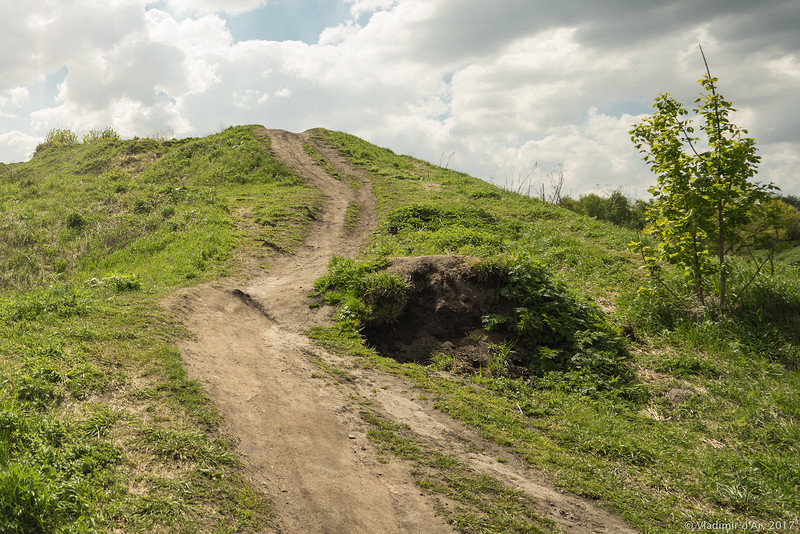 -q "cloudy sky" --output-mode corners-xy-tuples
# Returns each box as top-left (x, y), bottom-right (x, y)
(2, 0), (799, 197)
